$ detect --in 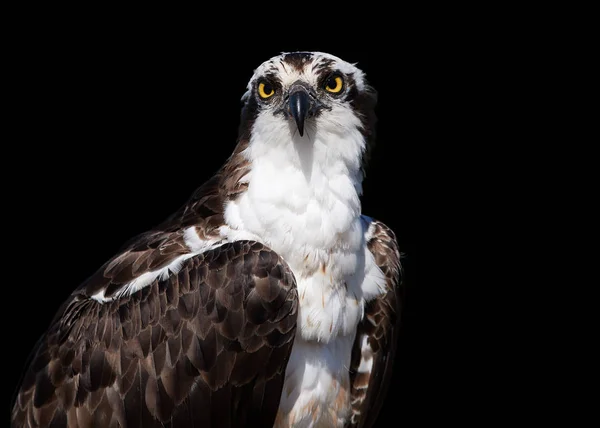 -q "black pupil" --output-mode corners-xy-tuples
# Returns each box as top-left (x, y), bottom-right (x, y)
(327, 76), (338, 88)
(263, 83), (273, 94)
